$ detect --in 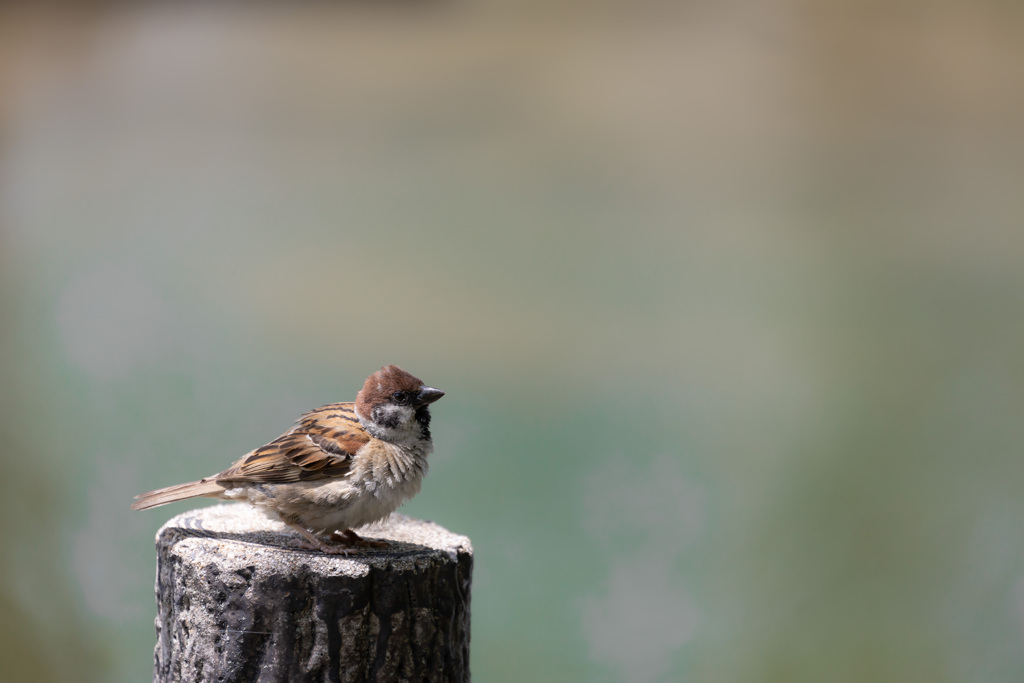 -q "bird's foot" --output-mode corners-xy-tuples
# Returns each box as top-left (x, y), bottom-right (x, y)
(333, 528), (391, 549)
(294, 538), (358, 555)
(286, 522), (361, 555)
